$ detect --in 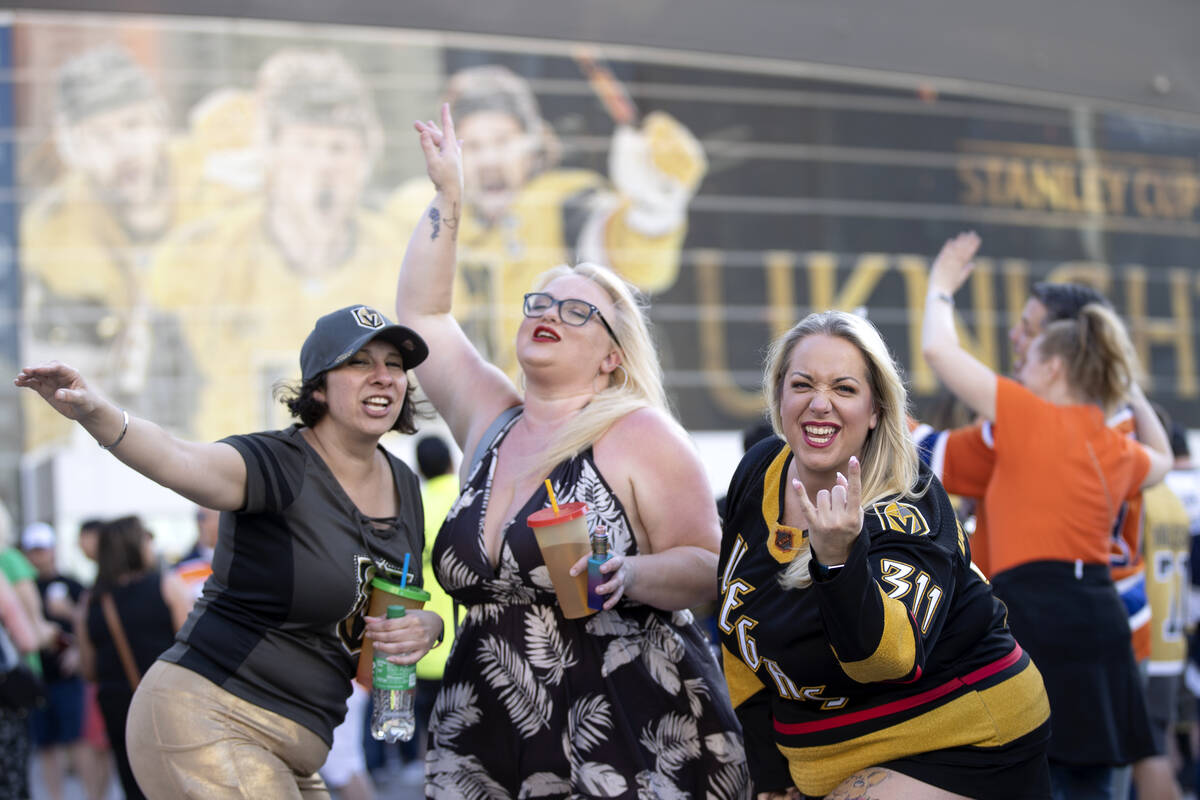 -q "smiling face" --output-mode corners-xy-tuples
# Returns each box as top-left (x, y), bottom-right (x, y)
(458, 109), (536, 224)
(779, 334), (878, 489)
(516, 274), (620, 379)
(314, 338), (407, 438)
